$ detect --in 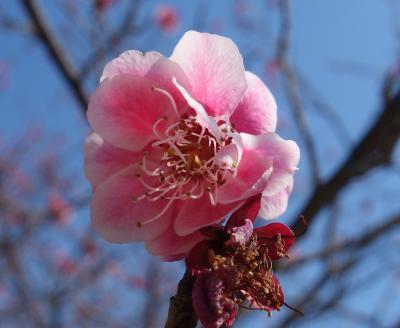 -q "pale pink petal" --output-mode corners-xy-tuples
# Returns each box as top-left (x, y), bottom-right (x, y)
(101, 50), (190, 112)
(217, 133), (299, 204)
(145, 225), (205, 258)
(230, 71), (277, 134)
(260, 134), (300, 197)
(91, 164), (173, 243)
(101, 51), (161, 81)
(87, 75), (179, 152)
(260, 179), (293, 220)
(215, 143), (240, 170)
(84, 133), (142, 188)
(172, 78), (222, 138)
(216, 134), (274, 204)
(170, 31), (247, 117)
(174, 196), (244, 236)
